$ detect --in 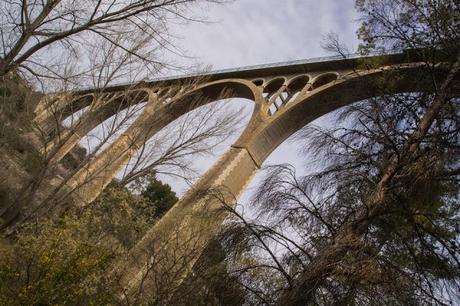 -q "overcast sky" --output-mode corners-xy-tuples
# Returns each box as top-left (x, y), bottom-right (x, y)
(172, 0), (359, 69)
(153, 0), (361, 199)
